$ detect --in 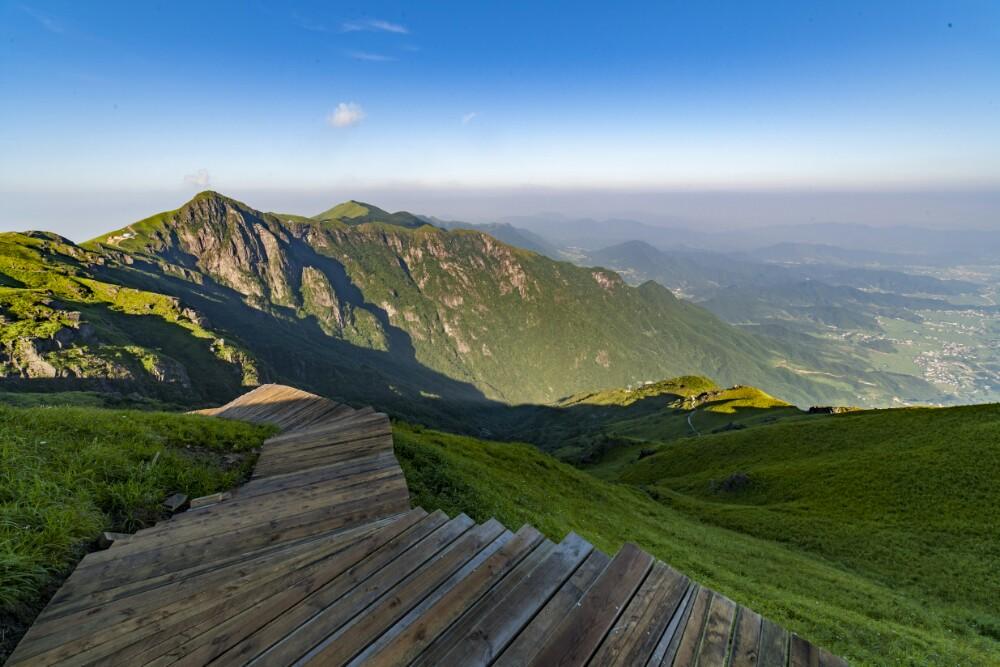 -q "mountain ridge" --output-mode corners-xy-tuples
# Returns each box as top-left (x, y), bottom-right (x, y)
(2, 192), (944, 422)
